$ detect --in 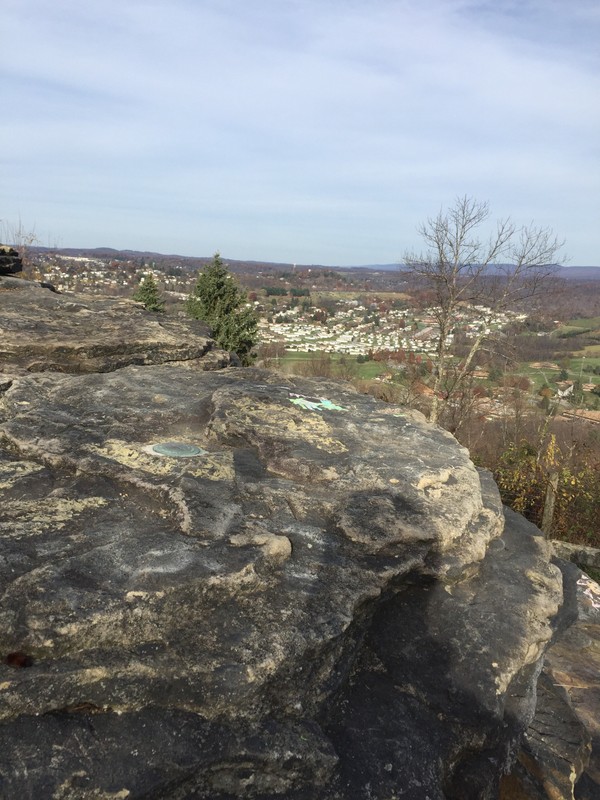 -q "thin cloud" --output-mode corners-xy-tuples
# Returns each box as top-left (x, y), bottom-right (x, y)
(1, 0), (599, 264)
